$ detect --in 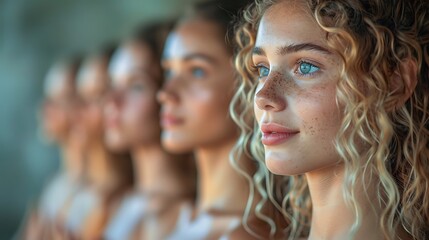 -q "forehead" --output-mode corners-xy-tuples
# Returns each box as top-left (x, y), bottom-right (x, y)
(110, 42), (154, 75)
(77, 57), (107, 94)
(44, 64), (73, 98)
(163, 19), (229, 59)
(120, 41), (153, 65)
(256, 0), (325, 48)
